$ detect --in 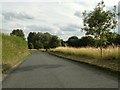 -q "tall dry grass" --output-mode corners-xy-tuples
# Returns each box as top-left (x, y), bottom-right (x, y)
(51, 46), (119, 60)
